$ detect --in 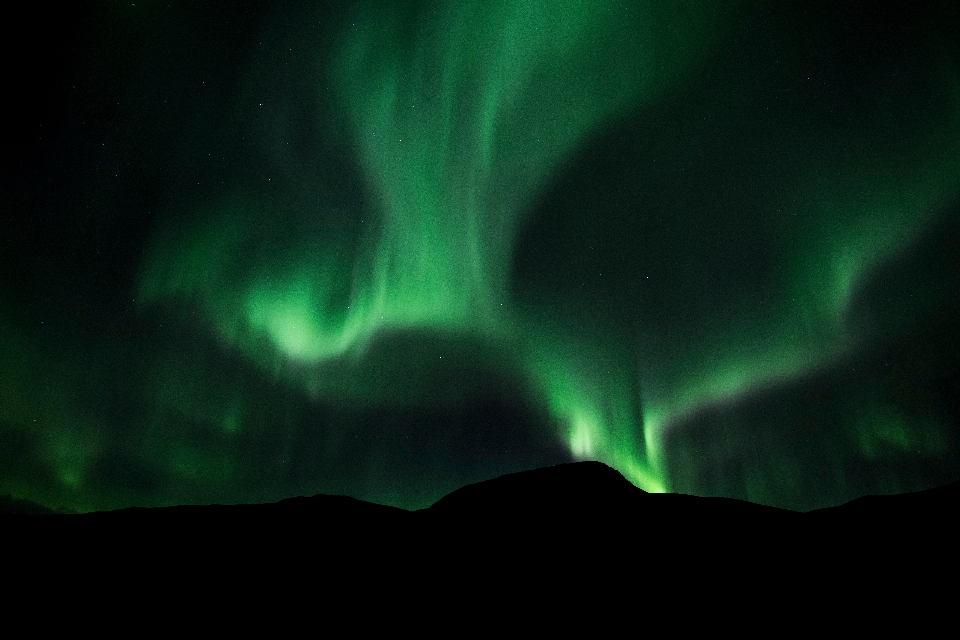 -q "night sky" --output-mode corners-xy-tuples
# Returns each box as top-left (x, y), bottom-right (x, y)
(3, 0), (960, 513)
